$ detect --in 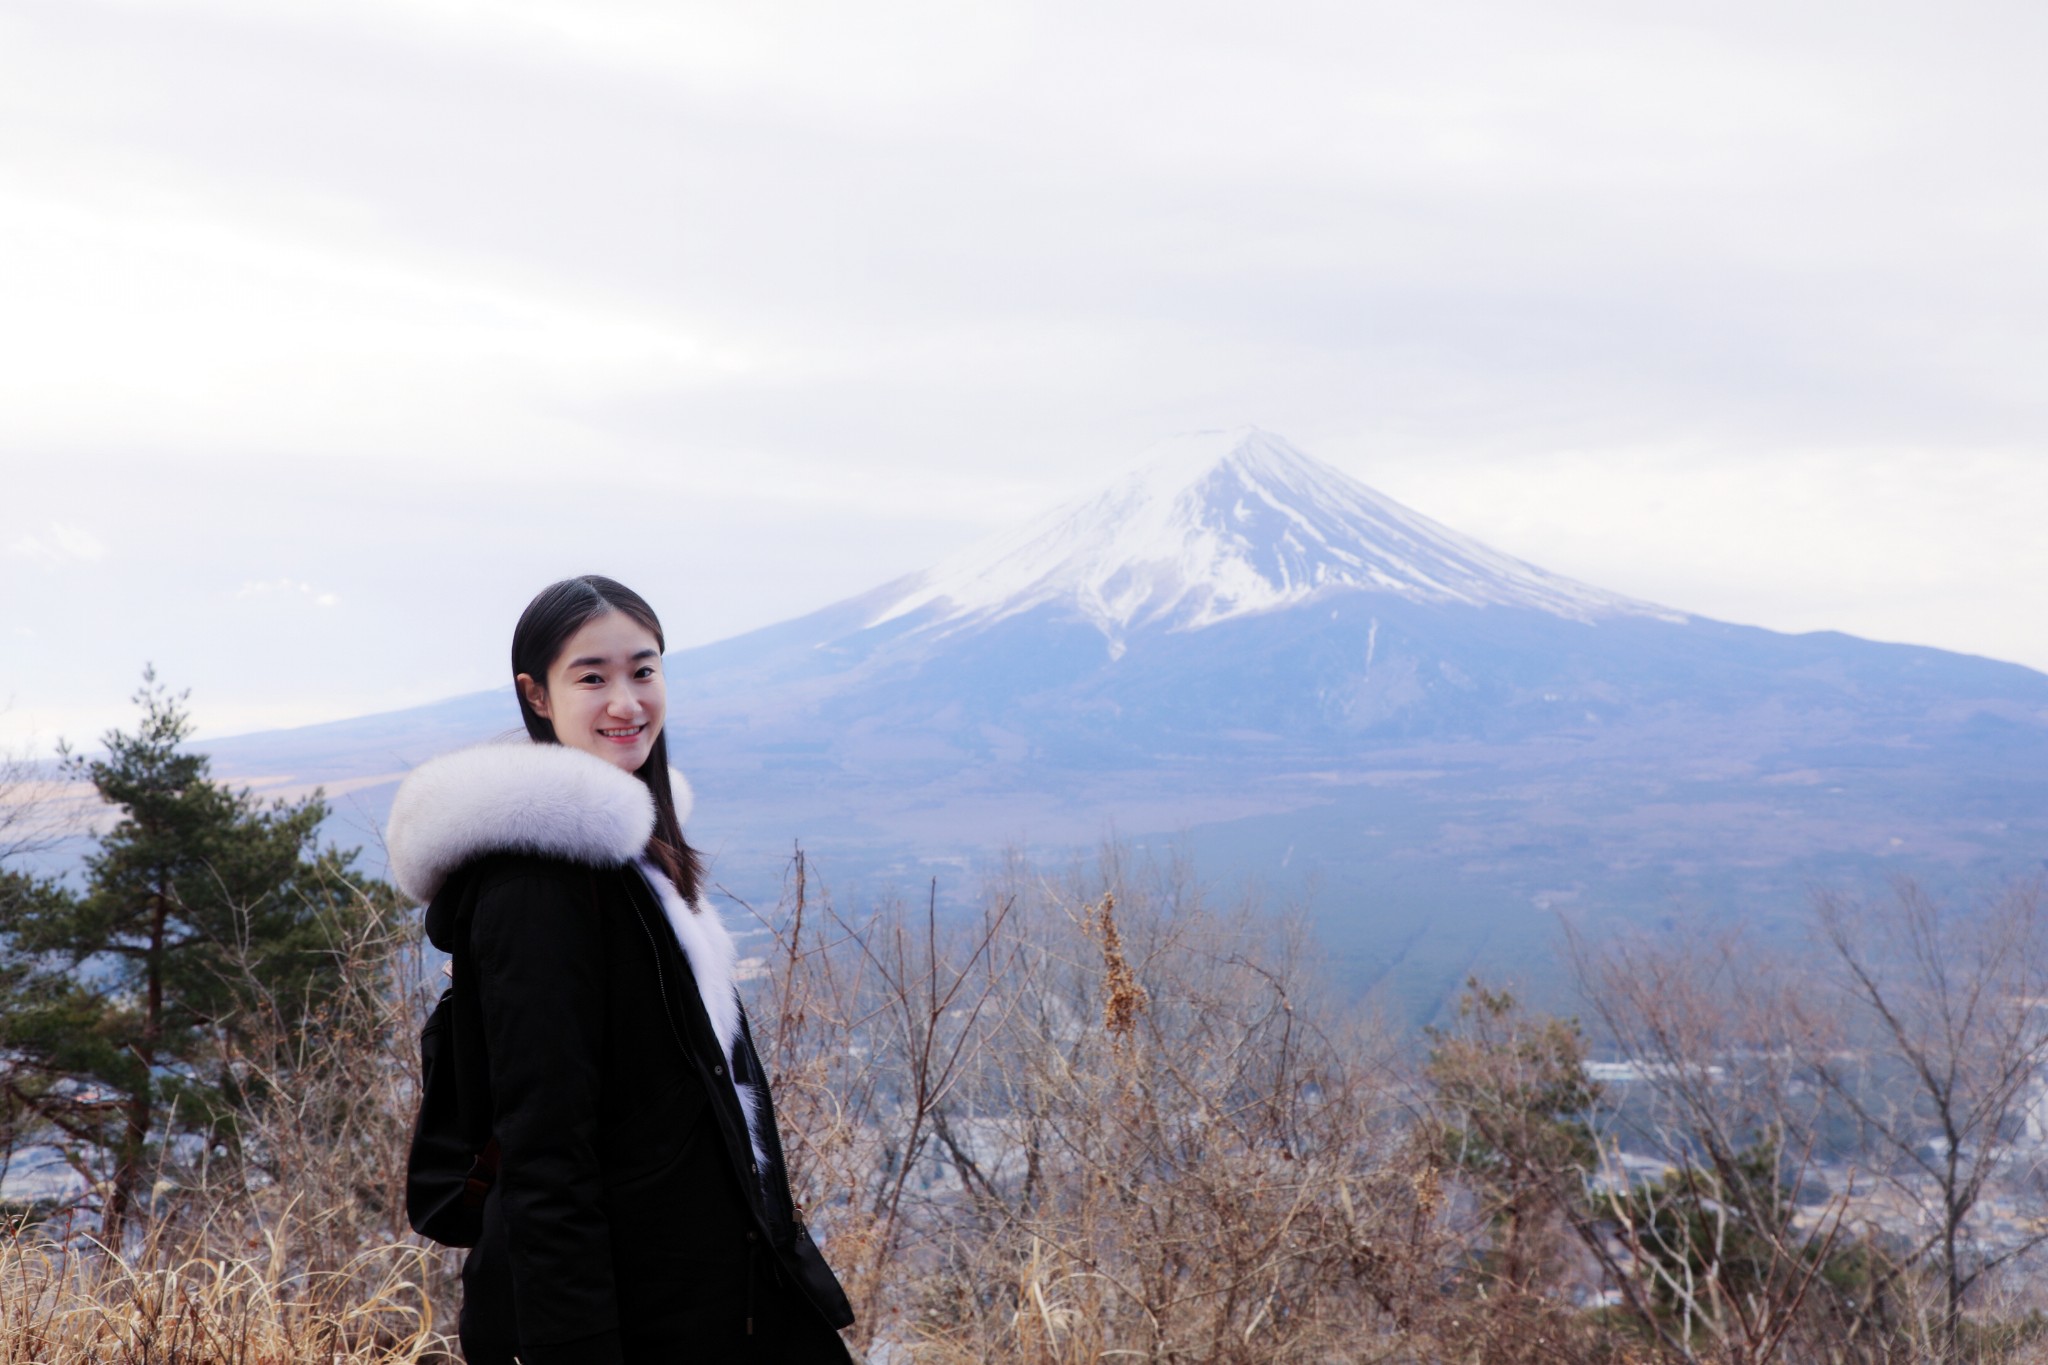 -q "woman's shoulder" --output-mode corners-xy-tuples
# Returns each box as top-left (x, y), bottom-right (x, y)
(459, 848), (621, 897)
(422, 850), (637, 953)
(387, 741), (655, 904)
